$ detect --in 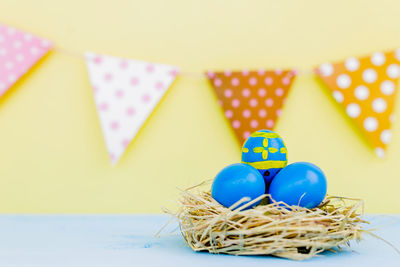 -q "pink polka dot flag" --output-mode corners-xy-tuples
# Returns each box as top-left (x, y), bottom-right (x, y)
(207, 69), (297, 145)
(0, 23), (52, 98)
(315, 49), (400, 158)
(85, 52), (179, 165)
